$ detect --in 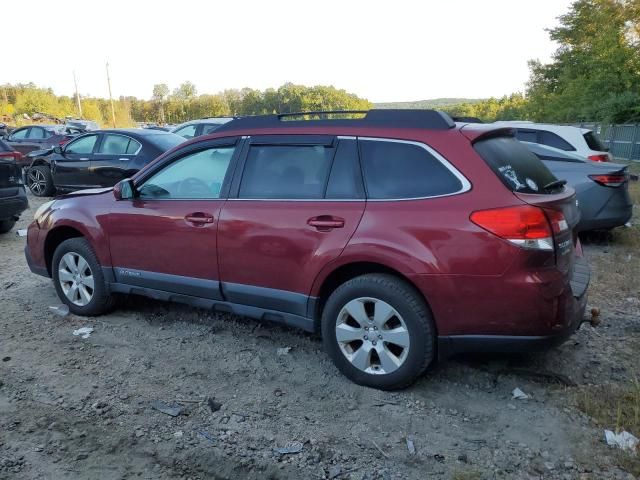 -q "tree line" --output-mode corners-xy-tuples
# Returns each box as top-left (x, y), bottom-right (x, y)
(1, 0), (638, 127)
(0, 82), (372, 128)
